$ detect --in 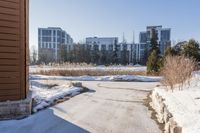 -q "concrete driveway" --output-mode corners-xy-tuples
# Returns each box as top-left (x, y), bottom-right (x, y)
(0, 81), (161, 133)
